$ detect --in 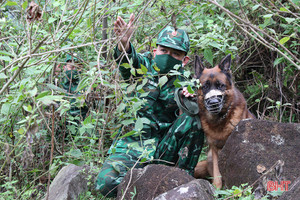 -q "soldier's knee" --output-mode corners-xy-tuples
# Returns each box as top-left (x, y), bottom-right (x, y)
(95, 167), (119, 197)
